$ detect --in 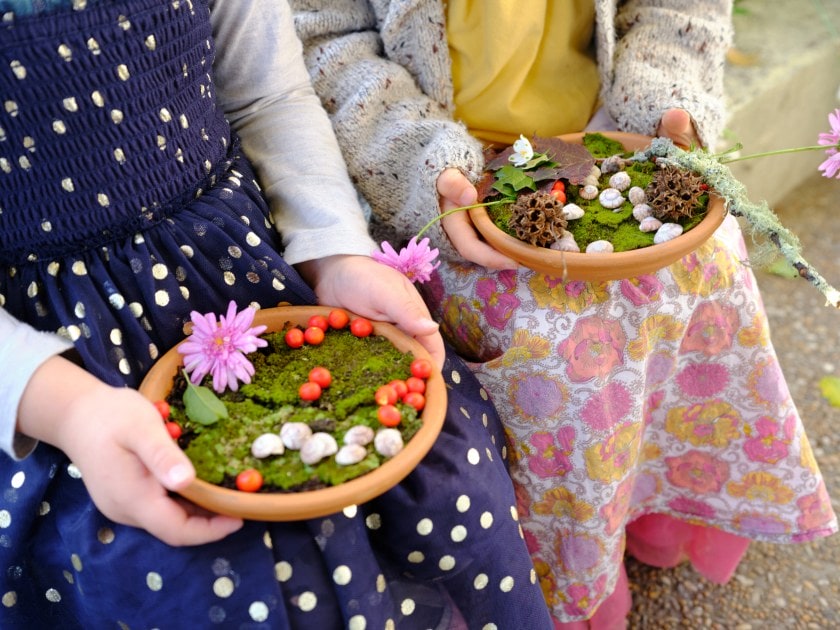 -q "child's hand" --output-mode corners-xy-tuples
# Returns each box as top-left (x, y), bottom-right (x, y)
(17, 356), (244, 546)
(657, 108), (701, 148)
(437, 168), (518, 270)
(296, 254), (446, 367)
